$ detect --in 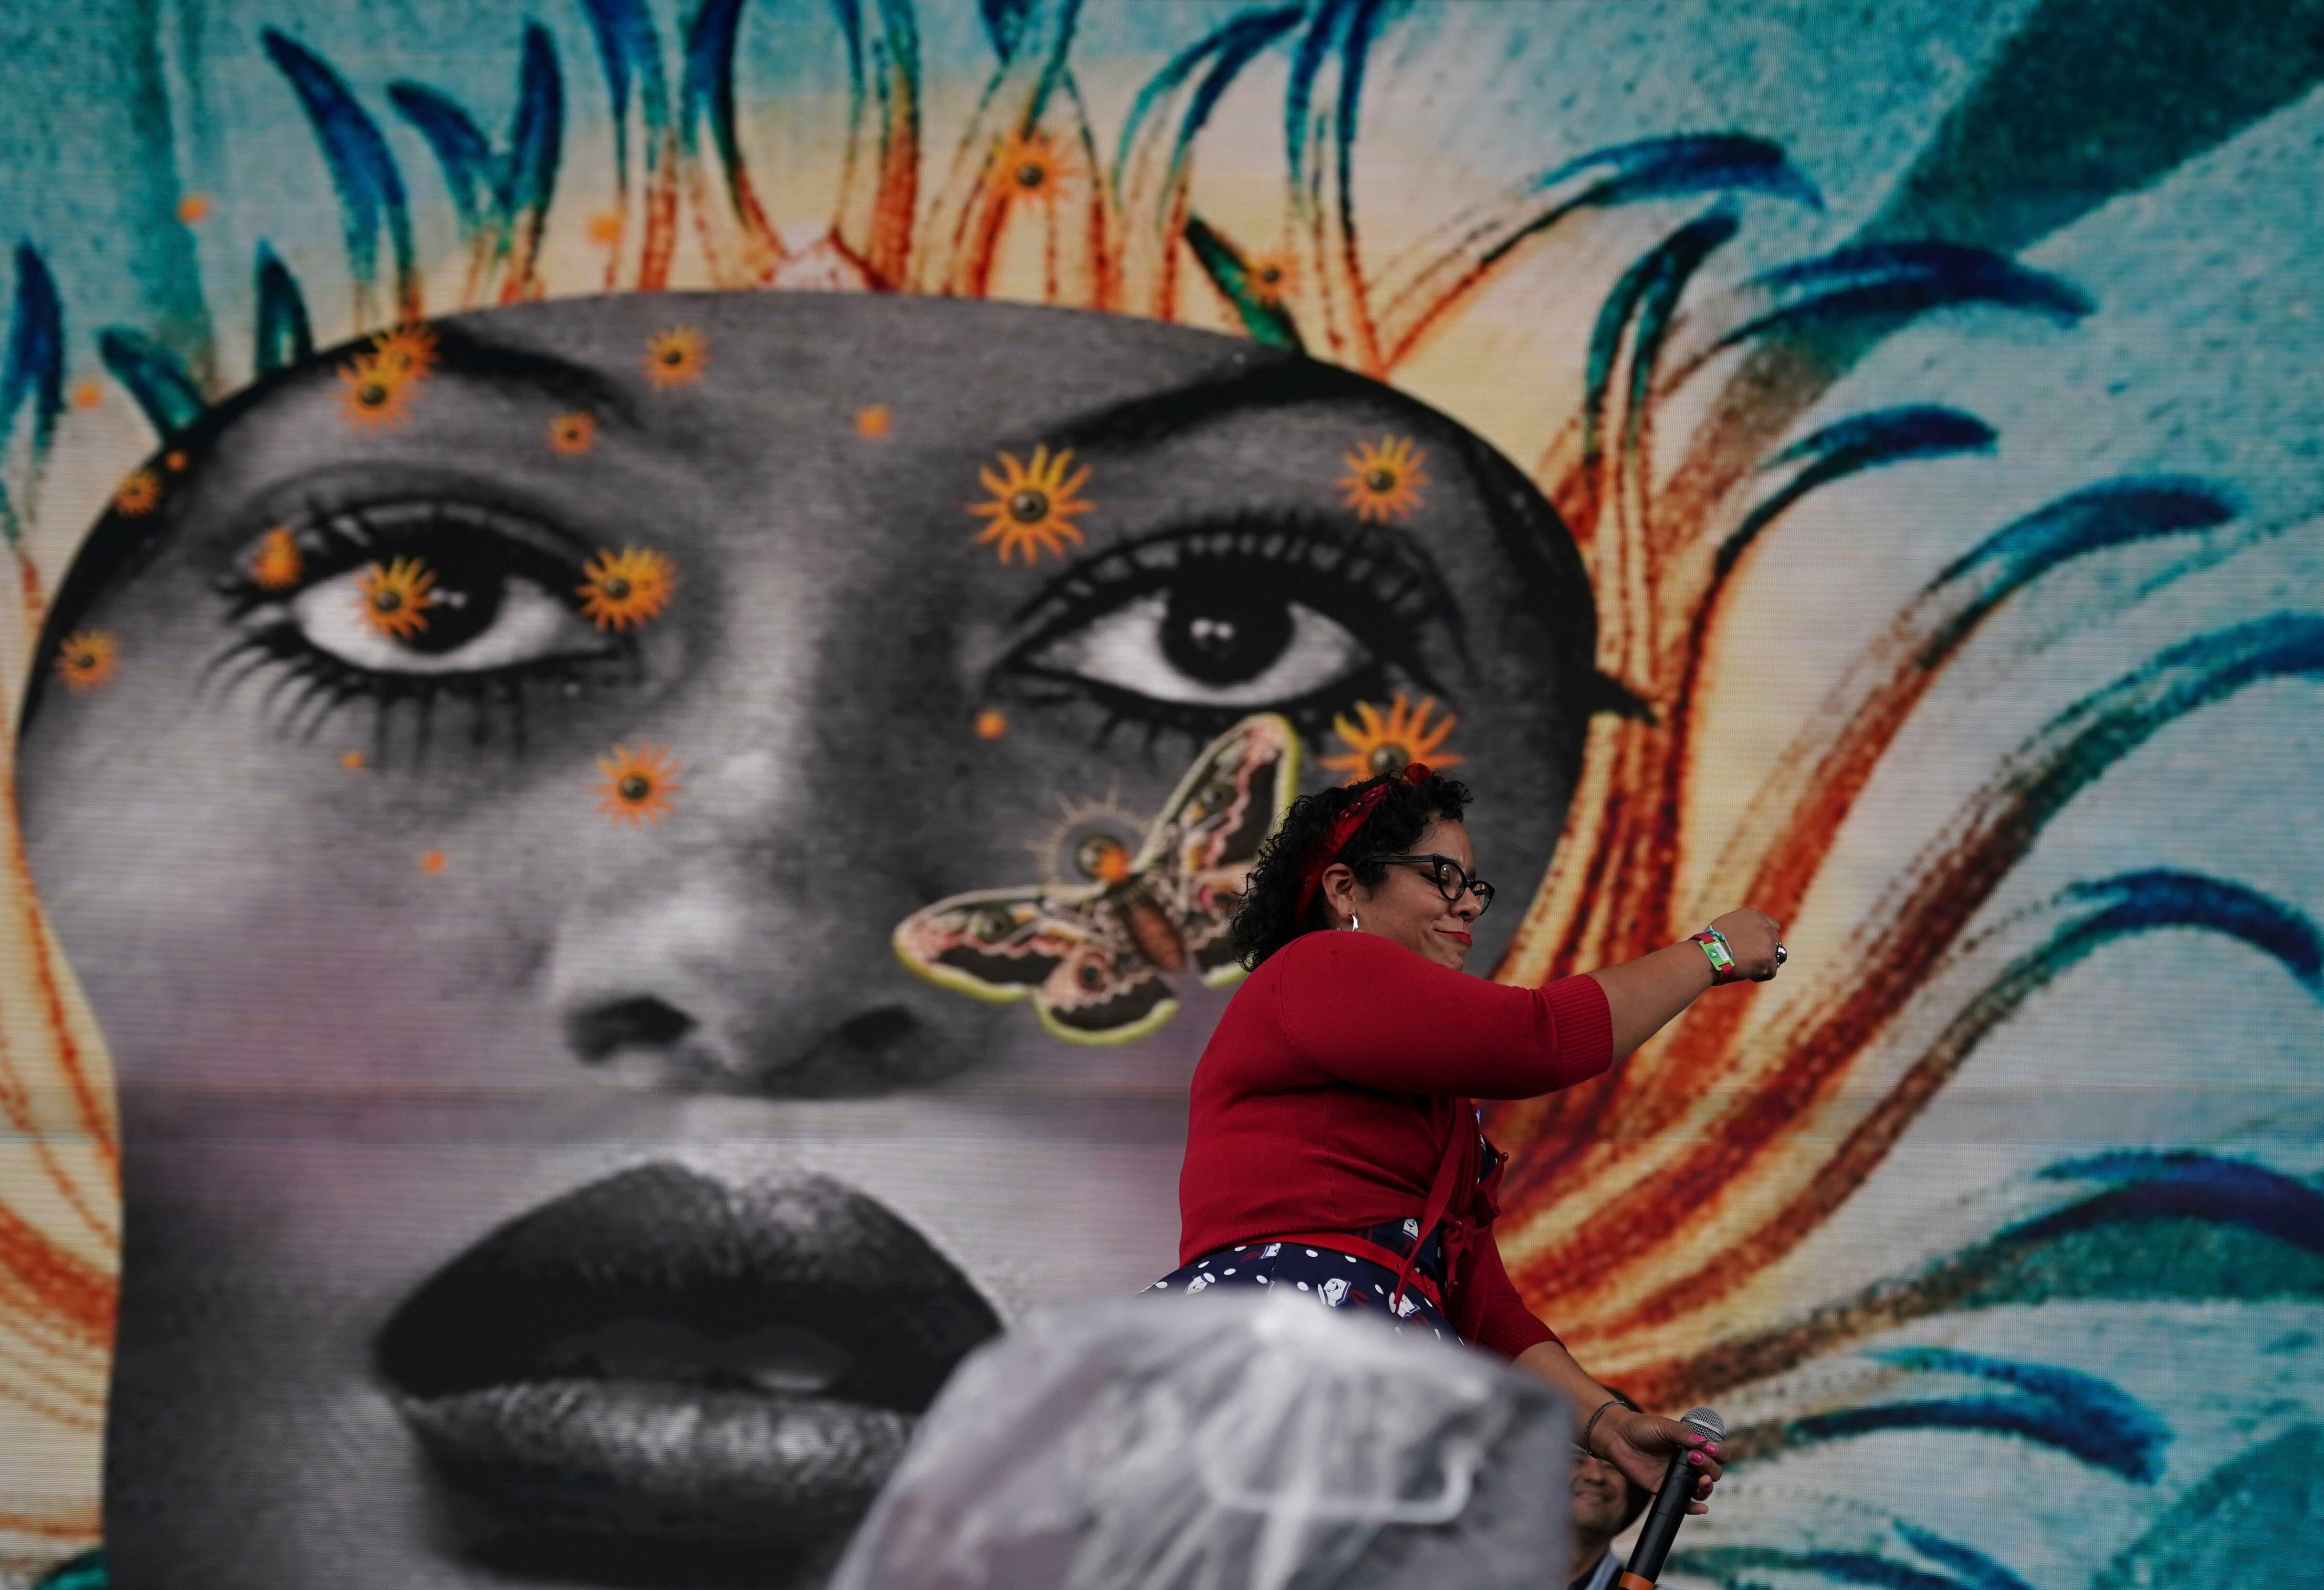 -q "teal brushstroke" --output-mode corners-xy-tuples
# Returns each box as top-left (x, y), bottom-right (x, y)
(2091, 1423), (2324, 1590)
(505, 24), (565, 239)
(1117, 5), (1307, 181)
(1892, 1526), (2034, 1590)
(252, 244), (314, 375)
(681, 0), (751, 180)
(98, 327), (204, 437)
(387, 84), (498, 239)
(1717, 242), (2094, 355)
(1, 242), (65, 456)
(1721, 408), (1998, 574)
(1581, 208), (1738, 481)
(261, 30), (418, 318)
(1788, 1346), (2173, 1481)
(31, 1548), (105, 1590)
(1182, 215), (1302, 350)
(1921, 478), (2239, 658)
(2025, 1149), (2324, 1255)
